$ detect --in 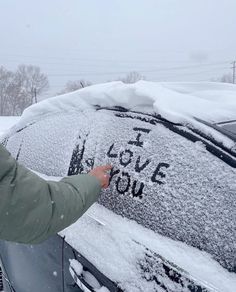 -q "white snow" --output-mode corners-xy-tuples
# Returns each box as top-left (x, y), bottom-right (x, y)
(69, 259), (83, 276)
(95, 287), (110, 292)
(52, 271), (57, 277)
(12, 81), (236, 149)
(63, 204), (236, 292)
(82, 270), (102, 289)
(0, 116), (20, 136)
(69, 259), (110, 291)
